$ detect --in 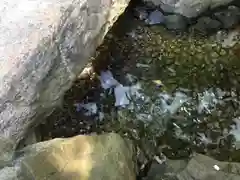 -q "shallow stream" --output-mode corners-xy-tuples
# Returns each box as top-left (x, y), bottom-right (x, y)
(40, 2), (240, 174)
